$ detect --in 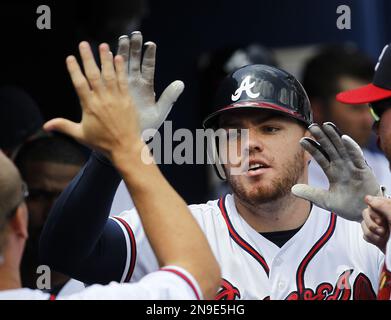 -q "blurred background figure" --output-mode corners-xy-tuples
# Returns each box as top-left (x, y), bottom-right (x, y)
(197, 43), (277, 198)
(0, 86), (44, 159)
(74, 0), (148, 46)
(301, 44), (391, 191)
(14, 134), (88, 296)
(73, 0), (149, 65)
